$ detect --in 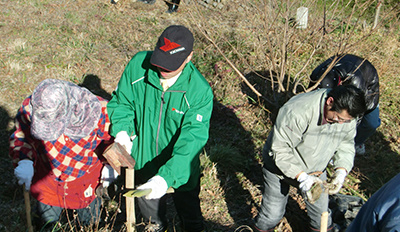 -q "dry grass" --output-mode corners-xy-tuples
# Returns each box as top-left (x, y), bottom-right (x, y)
(1, 0), (400, 231)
